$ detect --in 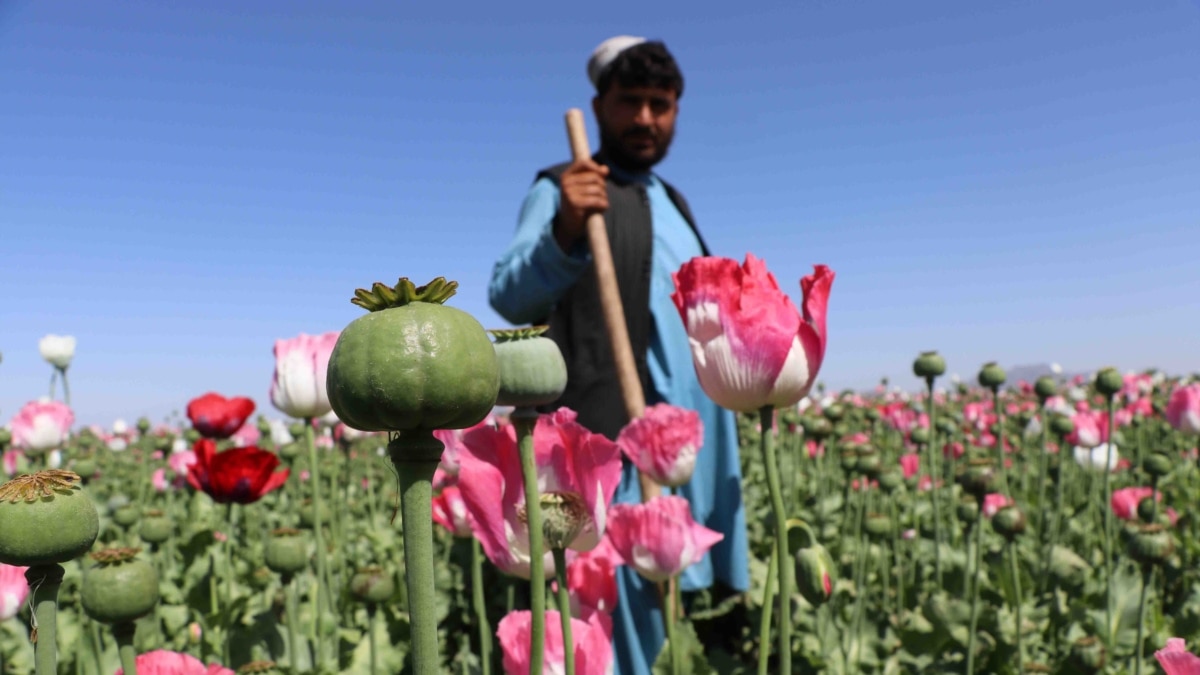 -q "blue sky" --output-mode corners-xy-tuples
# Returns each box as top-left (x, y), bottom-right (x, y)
(2, 0), (1198, 427)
